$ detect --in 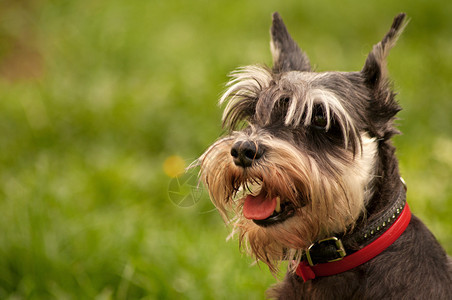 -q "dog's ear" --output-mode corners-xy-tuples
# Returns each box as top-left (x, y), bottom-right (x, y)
(270, 12), (311, 73)
(362, 13), (408, 139)
(362, 13), (408, 90)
